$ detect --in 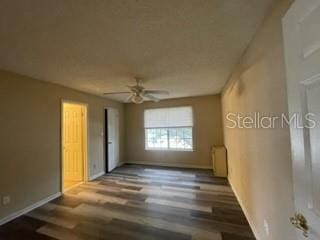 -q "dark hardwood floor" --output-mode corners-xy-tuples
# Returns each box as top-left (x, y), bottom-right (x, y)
(0, 164), (255, 240)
